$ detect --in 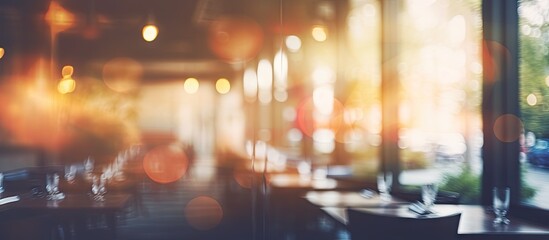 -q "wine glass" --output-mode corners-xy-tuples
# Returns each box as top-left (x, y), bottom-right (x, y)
(64, 165), (77, 184)
(493, 187), (510, 224)
(0, 172), (4, 193)
(377, 172), (393, 201)
(84, 156), (95, 181)
(46, 173), (64, 200)
(91, 174), (107, 201)
(422, 183), (438, 211)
